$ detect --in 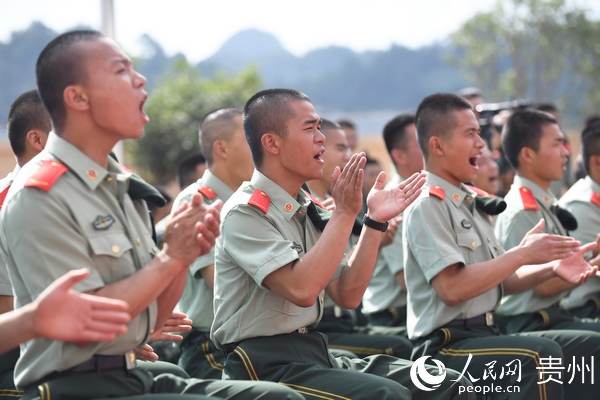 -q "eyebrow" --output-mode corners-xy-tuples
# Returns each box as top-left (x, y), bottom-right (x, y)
(110, 57), (132, 67)
(302, 117), (321, 126)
